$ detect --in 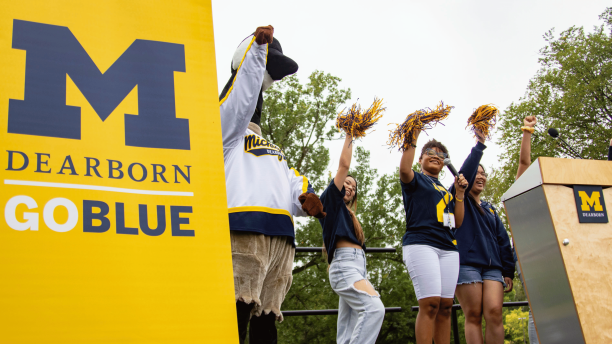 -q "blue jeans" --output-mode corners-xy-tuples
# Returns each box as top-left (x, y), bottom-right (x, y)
(457, 265), (505, 286)
(329, 248), (385, 344)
